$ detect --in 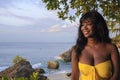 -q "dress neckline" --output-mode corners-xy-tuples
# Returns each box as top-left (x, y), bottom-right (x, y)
(78, 60), (111, 67)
